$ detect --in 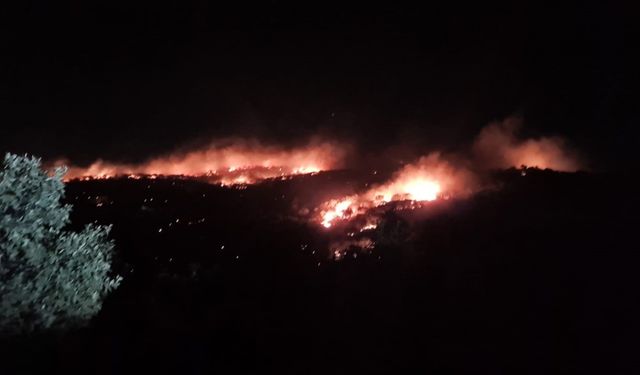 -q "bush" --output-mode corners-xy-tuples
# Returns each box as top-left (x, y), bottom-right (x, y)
(0, 153), (121, 335)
